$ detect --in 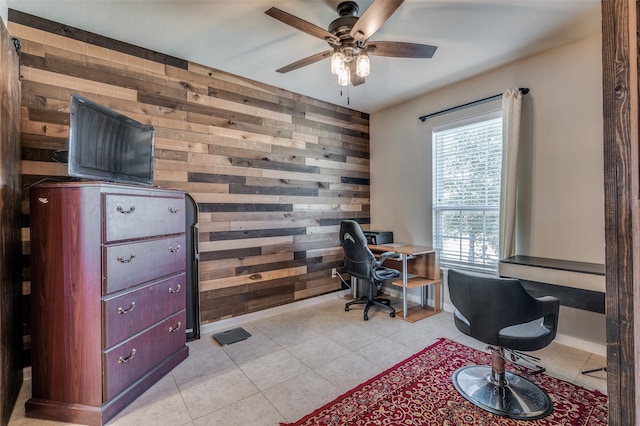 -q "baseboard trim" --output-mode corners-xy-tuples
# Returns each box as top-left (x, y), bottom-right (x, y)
(553, 333), (606, 357)
(200, 289), (607, 357)
(200, 290), (351, 336)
